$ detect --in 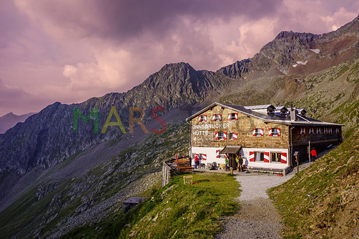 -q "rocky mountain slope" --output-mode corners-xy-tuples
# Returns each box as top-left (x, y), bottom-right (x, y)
(0, 123), (189, 238)
(218, 15), (359, 79)
(0, 62), (231, 175)
(0, 15), (359, 239)
(0, 112), (33, 134)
